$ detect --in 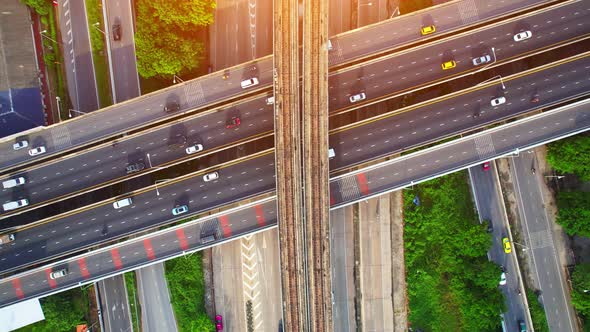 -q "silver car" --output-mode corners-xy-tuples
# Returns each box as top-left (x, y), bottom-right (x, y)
(490, 96), (506, 107)
(513, 31), (532, 42)
(349, 92), (366, 103)
(28, 146), (46, 156)
(472, 54), (491, 66)
(185, 144), (204, 155)
(13, 140), (28, 151)
(49, 268), (68, 280)
(172, 205), (189, 216)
